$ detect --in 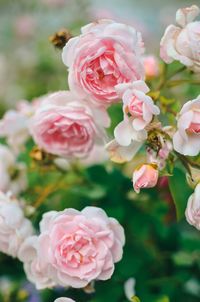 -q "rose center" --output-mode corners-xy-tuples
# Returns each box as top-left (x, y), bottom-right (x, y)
(128, 96), (143, 117)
